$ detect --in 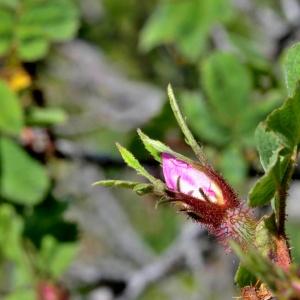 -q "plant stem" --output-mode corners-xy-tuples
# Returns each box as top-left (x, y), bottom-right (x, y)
(278, 158), (294, 237)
